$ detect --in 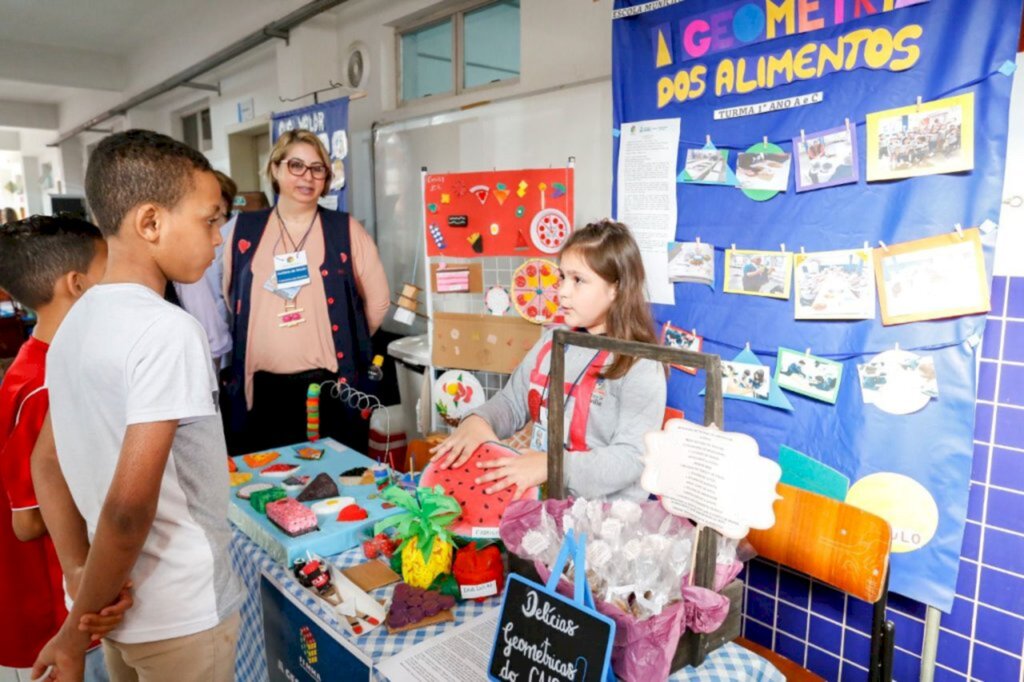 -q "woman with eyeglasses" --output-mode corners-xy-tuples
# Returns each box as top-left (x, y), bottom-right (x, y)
(223, 129), (390, 454)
